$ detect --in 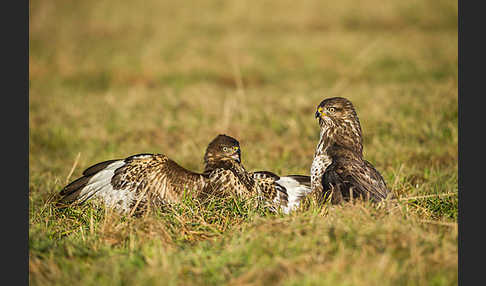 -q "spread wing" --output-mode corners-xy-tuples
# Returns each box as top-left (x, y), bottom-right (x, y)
(322, 156), (389, 203)
(58, 153), (206, 213)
